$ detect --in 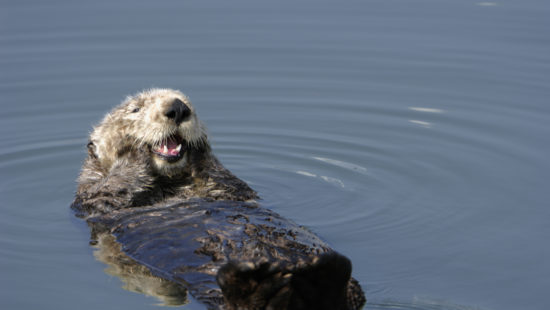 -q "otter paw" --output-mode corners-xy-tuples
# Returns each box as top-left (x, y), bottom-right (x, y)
(288, 252), (353, 310)
(217, 252), (357, 310)
(217, 259), (292, 310)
